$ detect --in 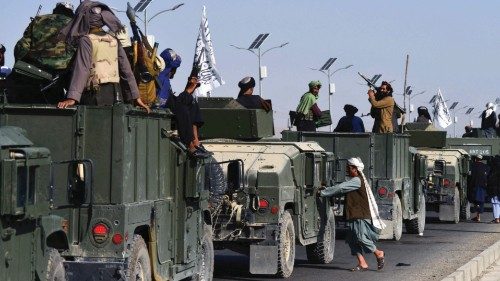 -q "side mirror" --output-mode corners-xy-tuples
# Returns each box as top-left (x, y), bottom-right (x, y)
(67, 161), (92, 206)
(227, 160), (243, 191)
